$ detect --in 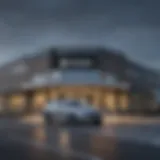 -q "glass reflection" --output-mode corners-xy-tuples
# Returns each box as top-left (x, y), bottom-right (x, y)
(59, 129), (71, 153)
(31, 127), (46, 143)
(69, 128), (91, 153)
(91, 130), (118, 160)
